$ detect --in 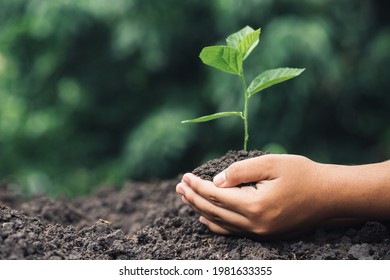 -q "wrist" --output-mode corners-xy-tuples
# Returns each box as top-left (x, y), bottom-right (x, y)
(318, 160), (390, 220)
